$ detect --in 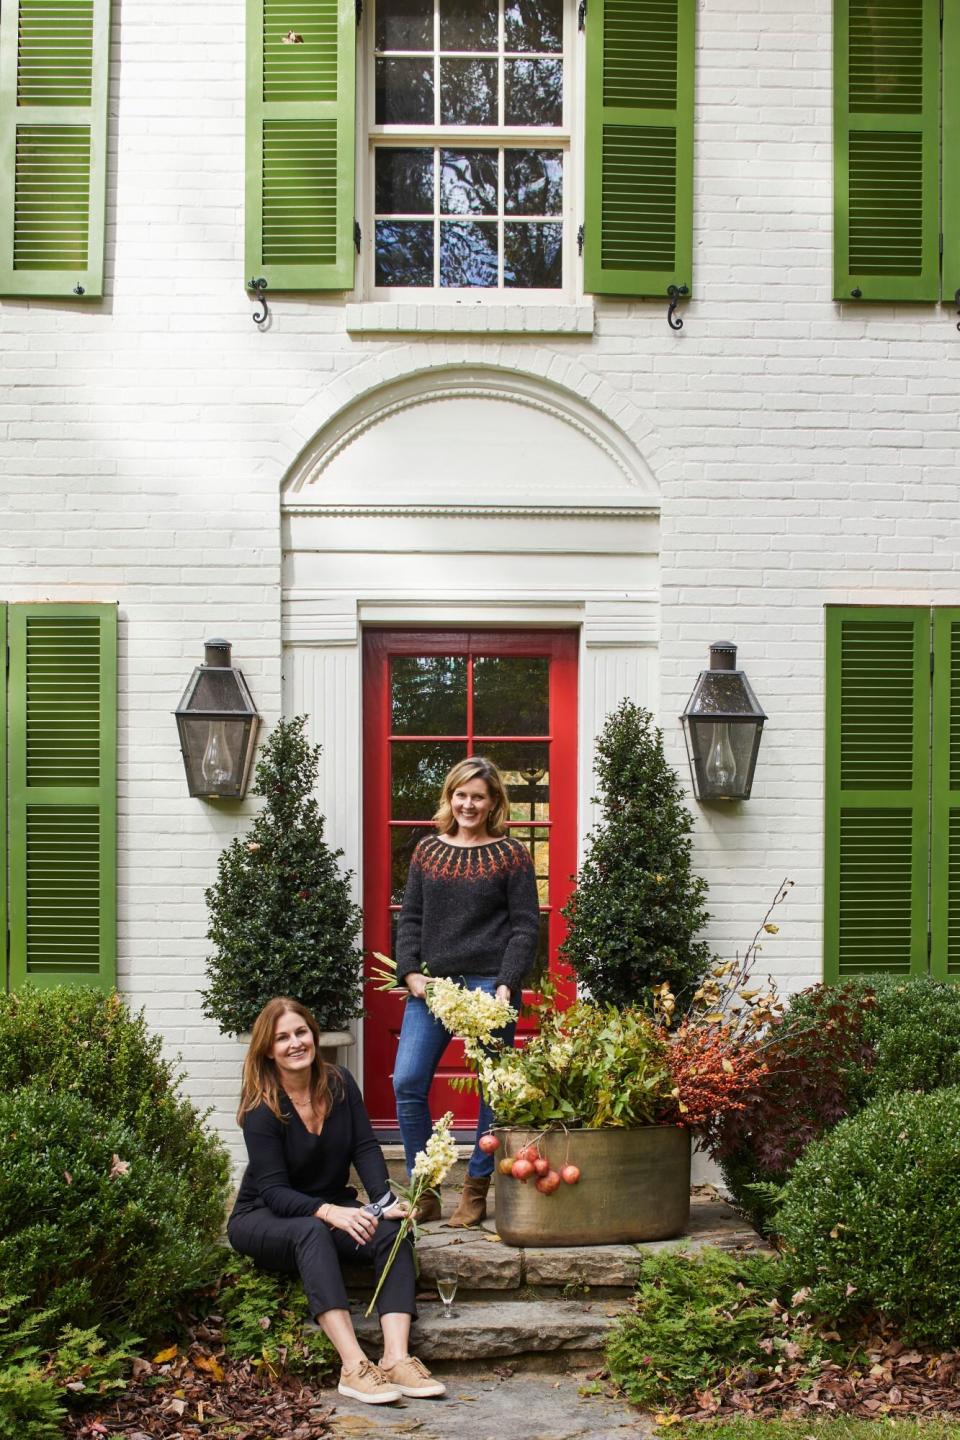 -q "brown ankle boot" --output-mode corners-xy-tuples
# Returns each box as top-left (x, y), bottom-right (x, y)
(413, 1190), (442, 1224)
(447, 1175), (490, 1228)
